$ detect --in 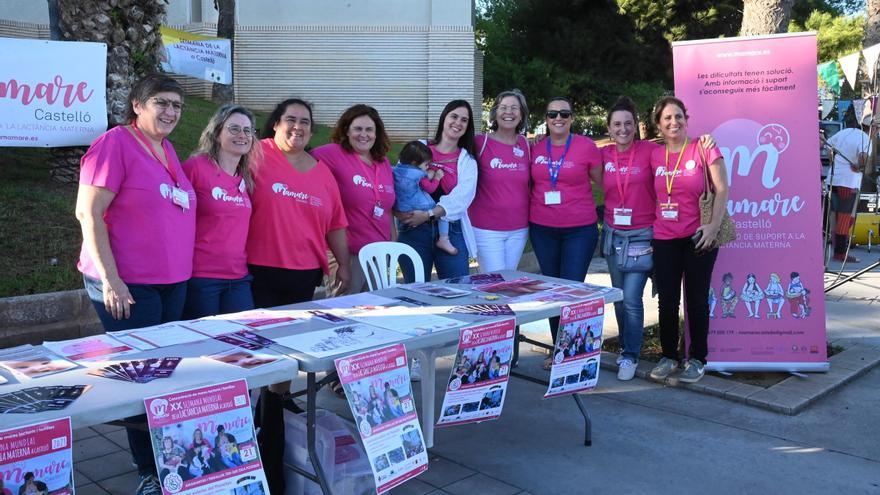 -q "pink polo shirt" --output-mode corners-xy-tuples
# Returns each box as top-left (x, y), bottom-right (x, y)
(311, 143), (395, 255)
(601, 140), (658, 230)
(78, 126), (195, 284)
(183, 155), (251, 279)
(247, 139), (348, 273)
(529, 134), (602, 227)
(650, 140), (724, 240)
(469, 134), (531, 230)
